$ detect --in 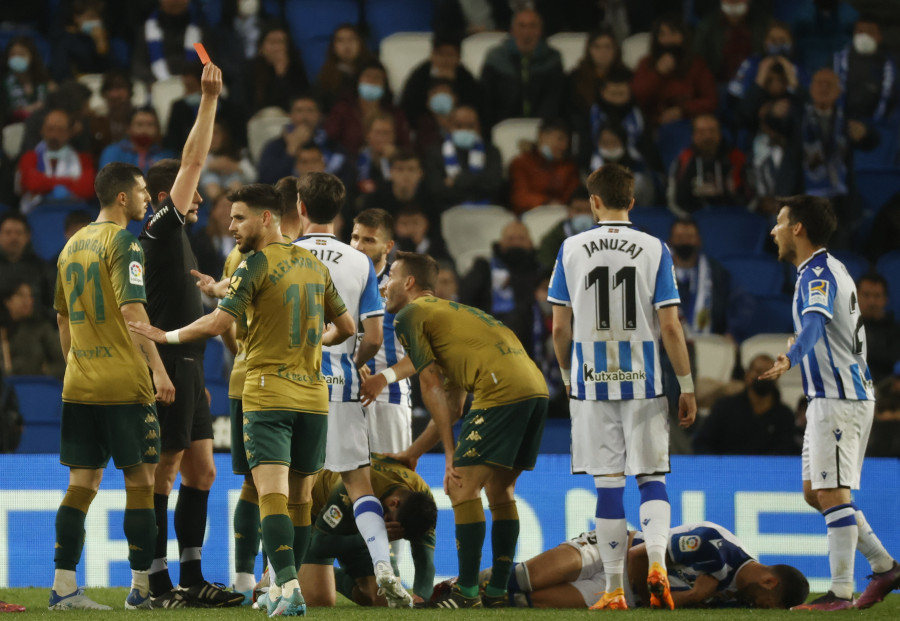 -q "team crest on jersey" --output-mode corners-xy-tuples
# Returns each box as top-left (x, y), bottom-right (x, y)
(129, 261), (143, 285)
(323, 505), (343, 528)
(678, 535), (701, 552)
(316, 239), (327, 245)
(808, 280), (829, 305)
